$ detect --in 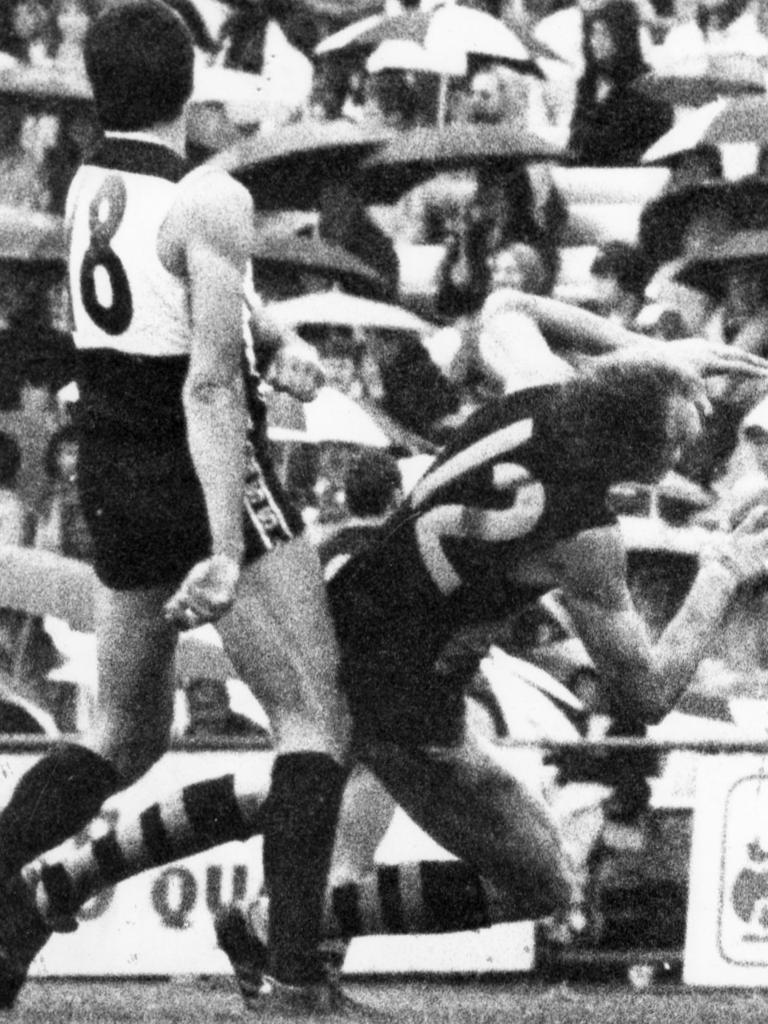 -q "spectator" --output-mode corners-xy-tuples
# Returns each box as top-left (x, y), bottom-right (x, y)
(428, 243), (571, 414)
(53, 0), (100, 75)
(0, 100), (51, 209)
(393, 63), (567, 247)
(0, 433), (26, 547)
(590, 242), (649, 328)
(34, 424), (93, 562)
(663, 144), (724, 189)
(489, 241), (551, 296)
(568, 0), (674, 166)
(638, 176), (768, 341)
(637, 179), (739, 331)
(217, 2), (313, 127)
(0, 0), (61, 66)
(676, 231), (768, 354)
(318, 448), (404, 578)
(534, 0), (658, 144)
(652, 0), (768, 66)
(464, 60), (564, 142)
(317, 179), (400, 301)
(357, 41), (435, 129)
(0, 263), (75, 408)
(436, 162), (560, 318)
